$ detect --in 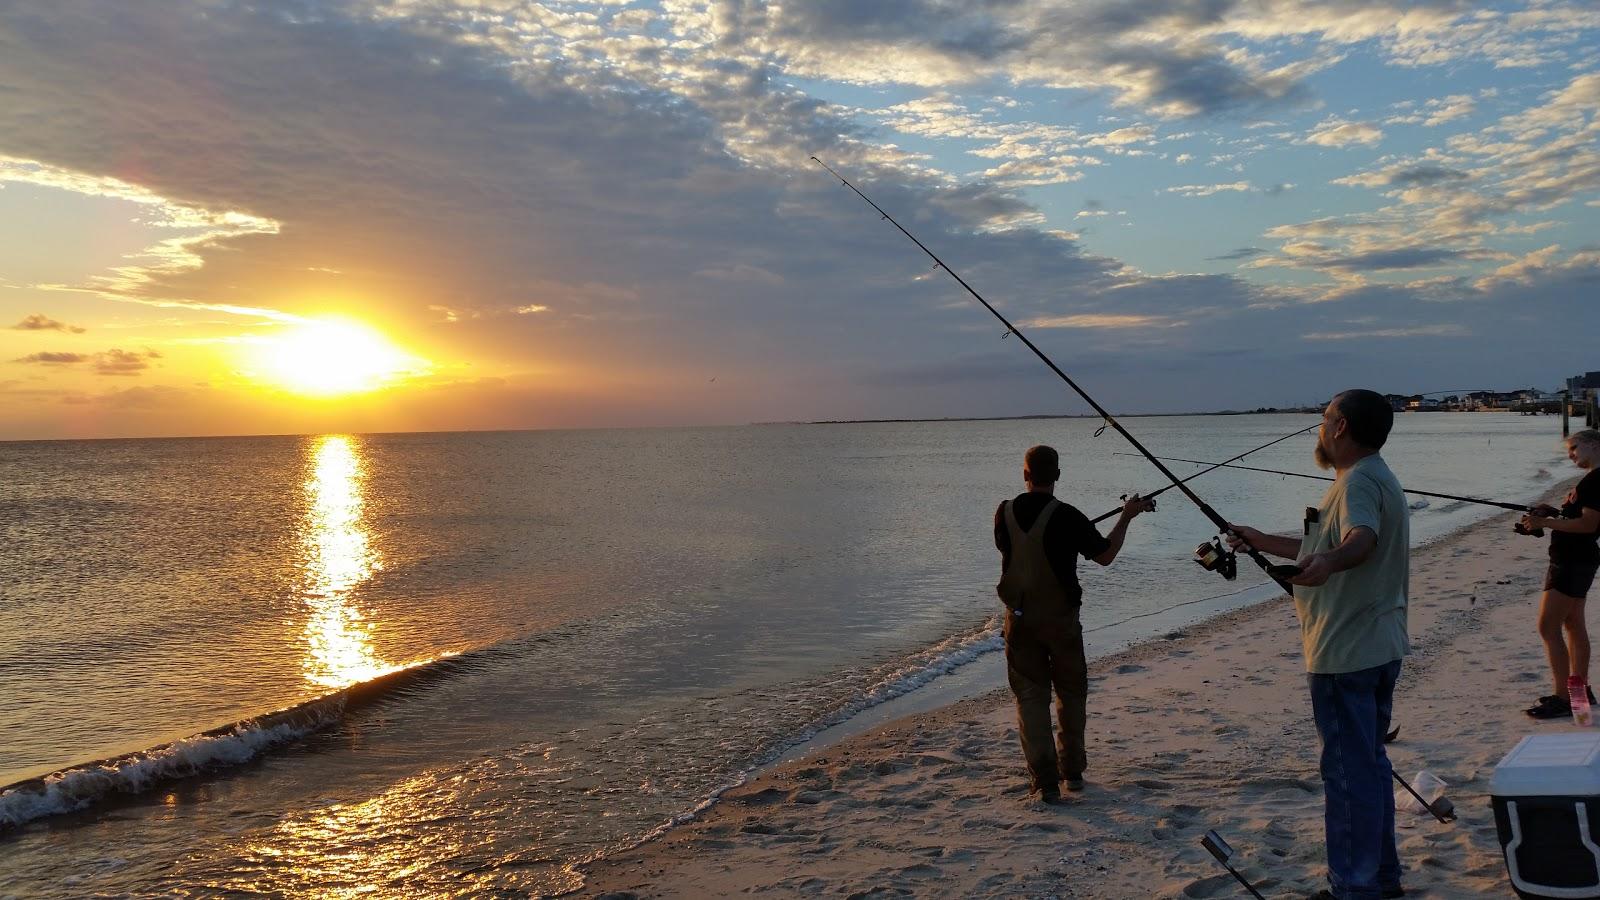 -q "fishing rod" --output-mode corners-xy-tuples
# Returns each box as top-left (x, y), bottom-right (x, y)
(1128, 453), (1552, 537)
(1089, 423), (1320, 525)
(810, 157), (1293, 593)
(1122, 454), (1533, 512)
